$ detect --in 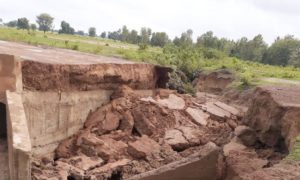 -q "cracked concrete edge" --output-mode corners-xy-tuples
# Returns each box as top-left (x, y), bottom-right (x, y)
(6, 91), (31, 180)
(128, 142), (220, 180)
